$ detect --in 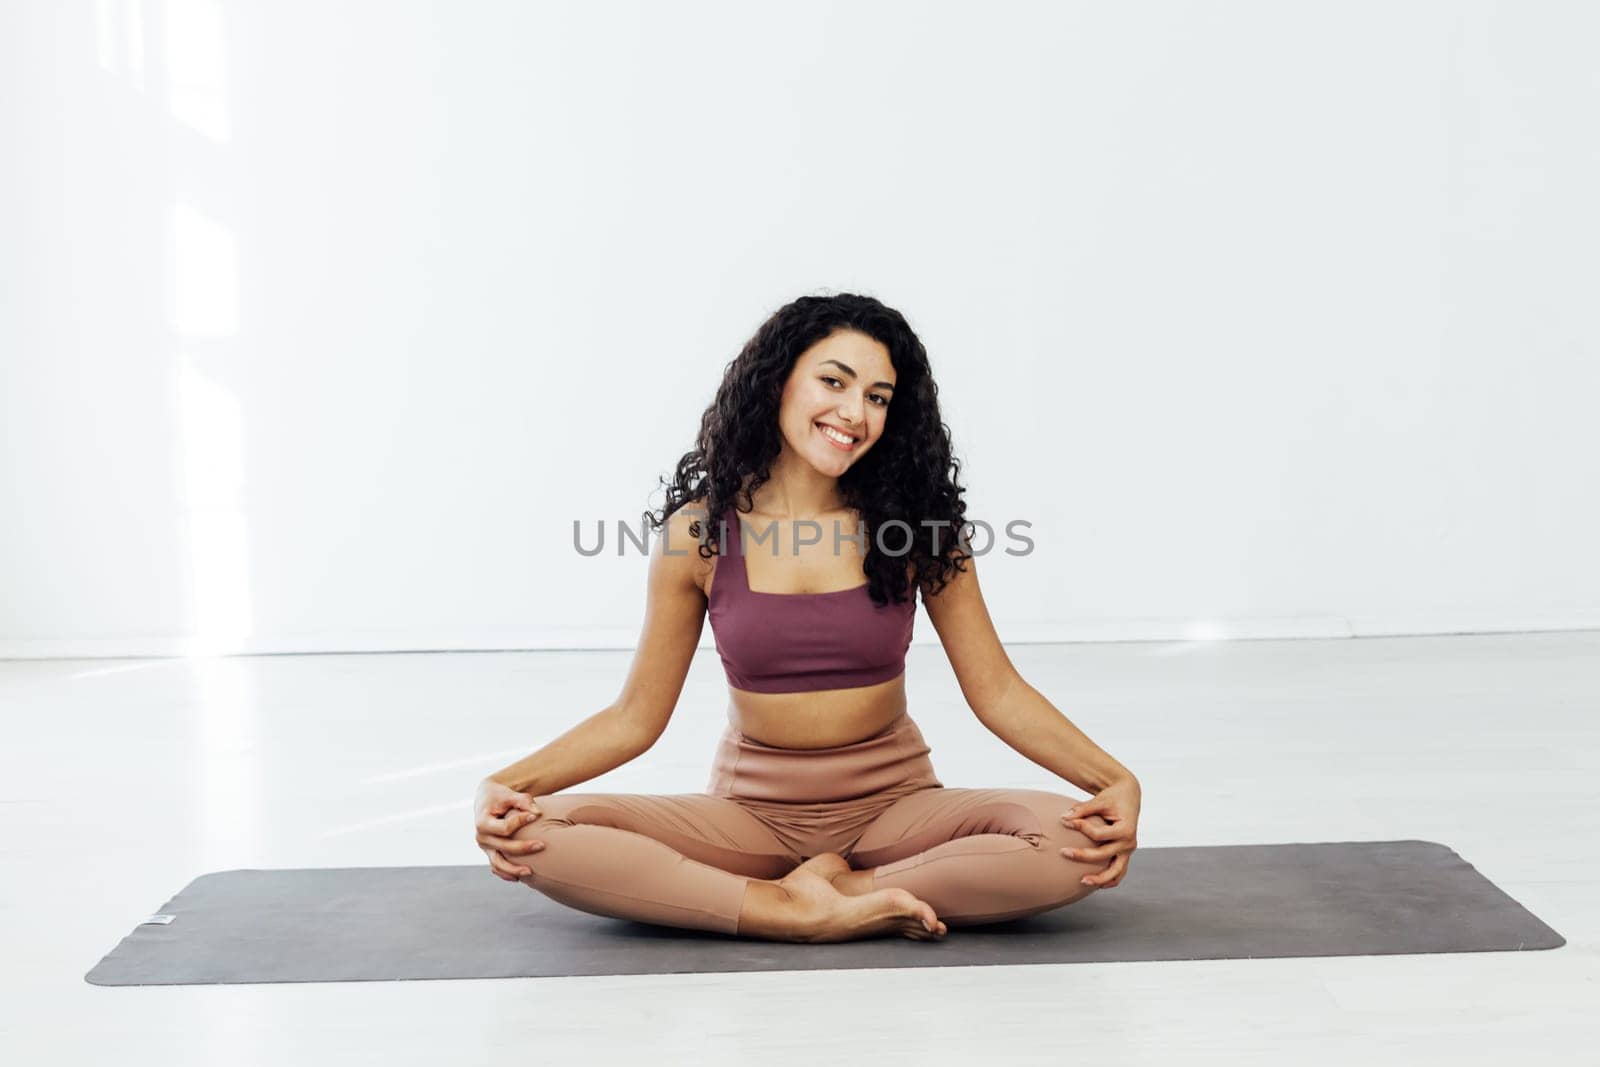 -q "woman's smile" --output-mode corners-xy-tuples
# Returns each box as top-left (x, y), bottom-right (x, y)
(816, 421), (860, 451)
